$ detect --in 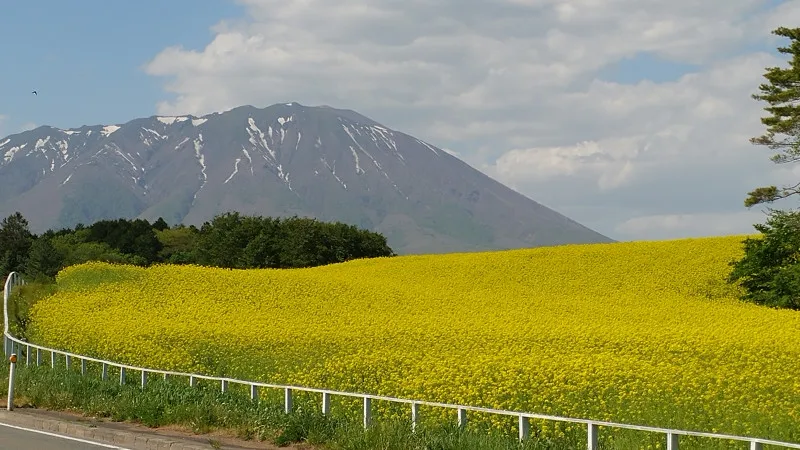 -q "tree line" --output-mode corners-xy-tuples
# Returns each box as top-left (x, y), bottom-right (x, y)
(728, 27), (800, 310)
(0, 212), (395, 282)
